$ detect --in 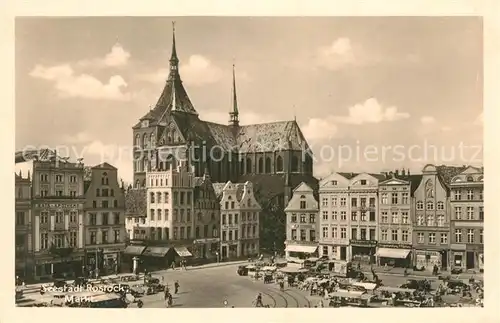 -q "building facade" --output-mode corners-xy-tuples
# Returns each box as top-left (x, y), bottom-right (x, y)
(449, 166), (484, 271)
(192, 171), (220, 261)
(31, 158), (86, 280)
(83, 163), (126, 276)
(215, 181), (261, 259)
(347, 173), (382, 264)
(15, 170), (33, 278)
(318, 172), (353, 261)
(412, 164), (450, 271)
(376, 173), (420, 268)
(284, 182), (319, 262)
